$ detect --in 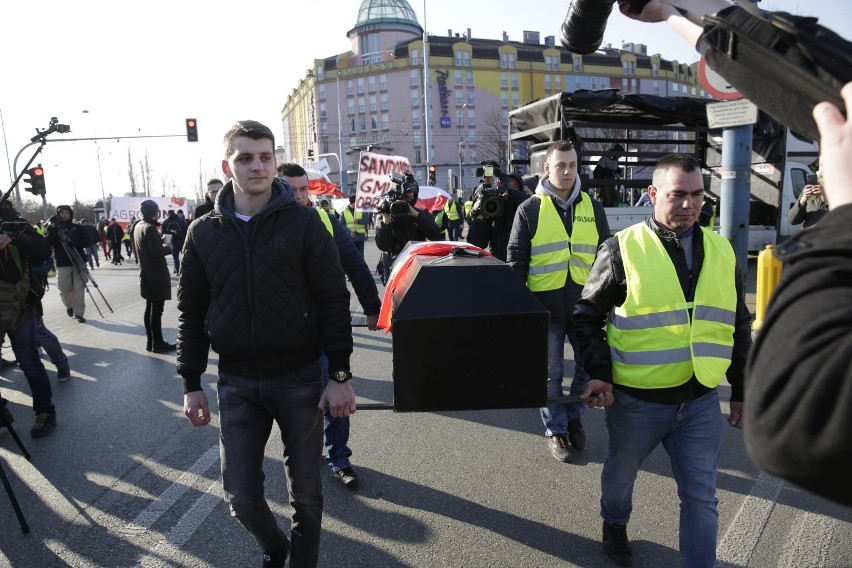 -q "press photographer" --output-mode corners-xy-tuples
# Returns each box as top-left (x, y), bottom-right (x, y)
(375, 172), (442, 283)
(466, 165), (530, 262)
(45, 206), (90, 323)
